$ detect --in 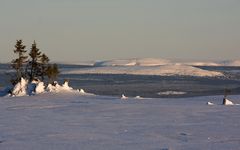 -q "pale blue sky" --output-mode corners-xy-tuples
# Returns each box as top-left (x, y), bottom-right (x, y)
(0, 0), (239, 62)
